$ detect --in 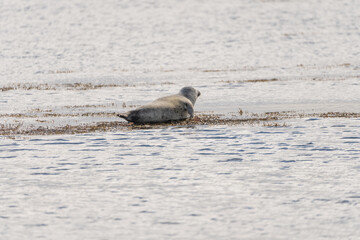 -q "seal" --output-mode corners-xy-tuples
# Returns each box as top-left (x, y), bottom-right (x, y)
(118, 86), (201, 124)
